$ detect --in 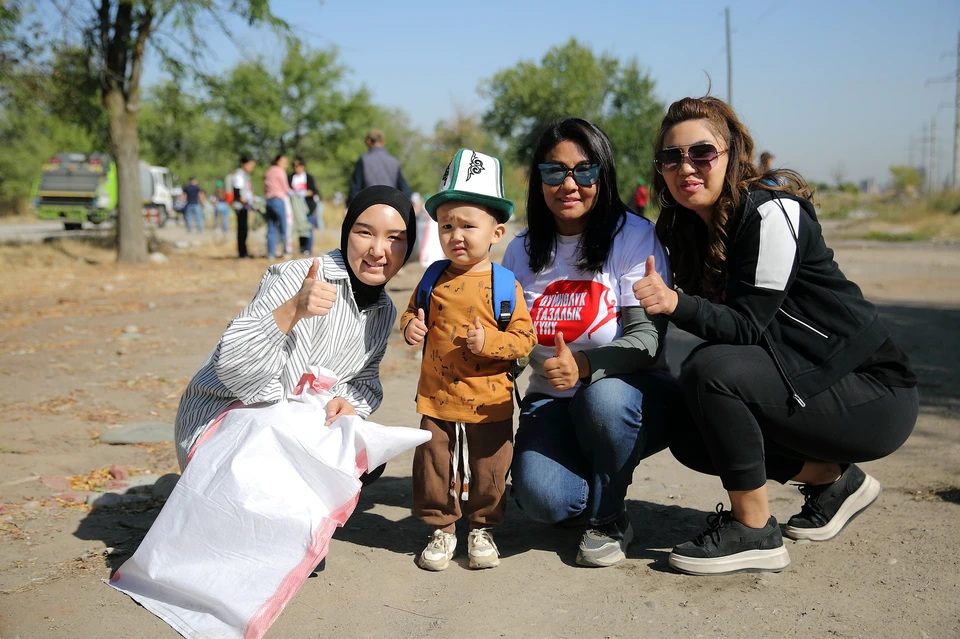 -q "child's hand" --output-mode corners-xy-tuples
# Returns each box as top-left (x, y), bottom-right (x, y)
(405, 309), (427, 345)
(466, 316), (485, 354)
